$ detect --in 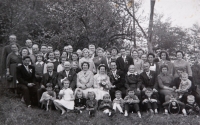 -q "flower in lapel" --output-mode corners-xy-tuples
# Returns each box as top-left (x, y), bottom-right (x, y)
(29, 69), (32, 73)
(148, 74), (152, 79)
